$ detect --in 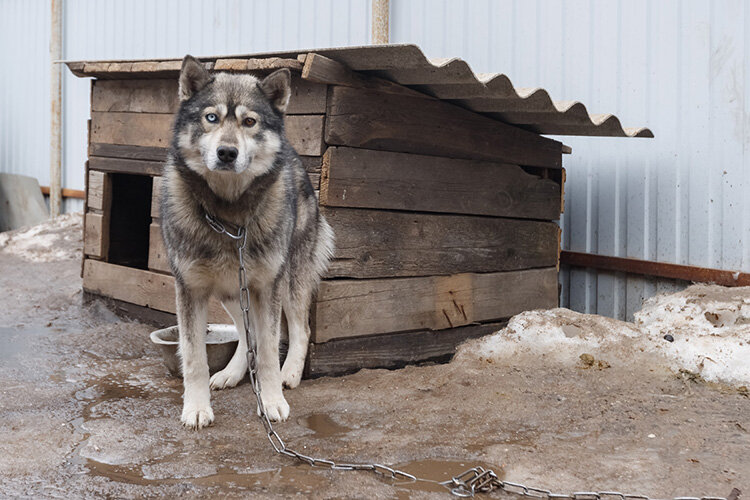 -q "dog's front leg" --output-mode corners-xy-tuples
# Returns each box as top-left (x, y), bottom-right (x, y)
(252, 288), (289, 421)
(175, 283), (214, 429)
